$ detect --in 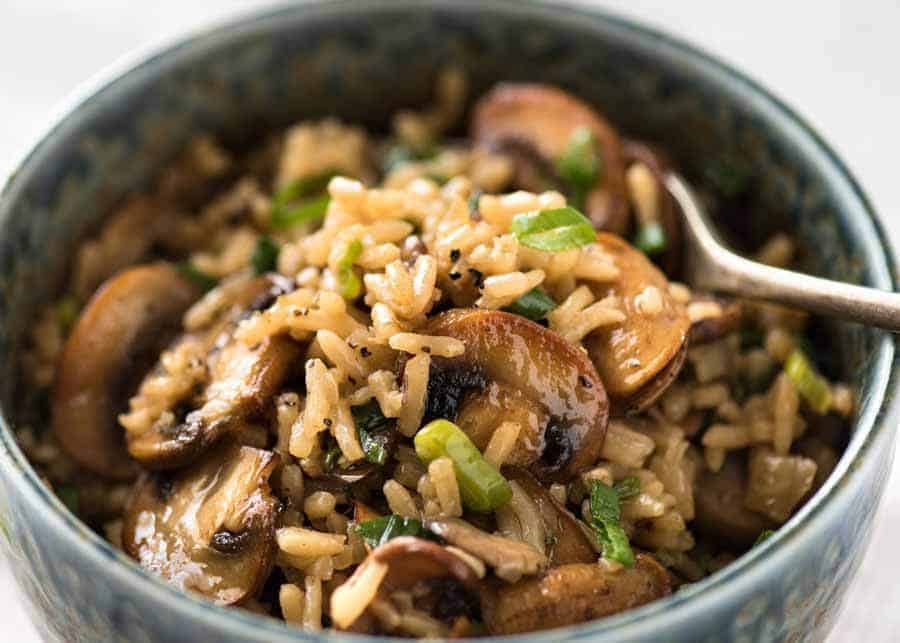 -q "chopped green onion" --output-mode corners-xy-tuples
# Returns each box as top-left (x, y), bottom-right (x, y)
(324, 446), (342, 472)
(589, 480), (635, 566)
(557, 127), (601, 209)
(352, 400), (393, 433)
(271, 194), (331, 229)
(56, 295), (80, 334)
(510, 206), (596, 252)
(613, 476), (641, 501)
(57, 485), (79, 514)
(251, 235), (280, 275)
(753, 529), (775, 547)
(352, 400), (394, 465)
(784, 349), (832, 414)
(633, 222), (667, 256)
(358, 429), (388, 465)
(177, 262), (218, 292)
(336, 239), (363, 300)
(355, 515), (432, 548)
(503, 288), (557, 321)
(414, 419), (512, 512)
(275, 170), (339, 203)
